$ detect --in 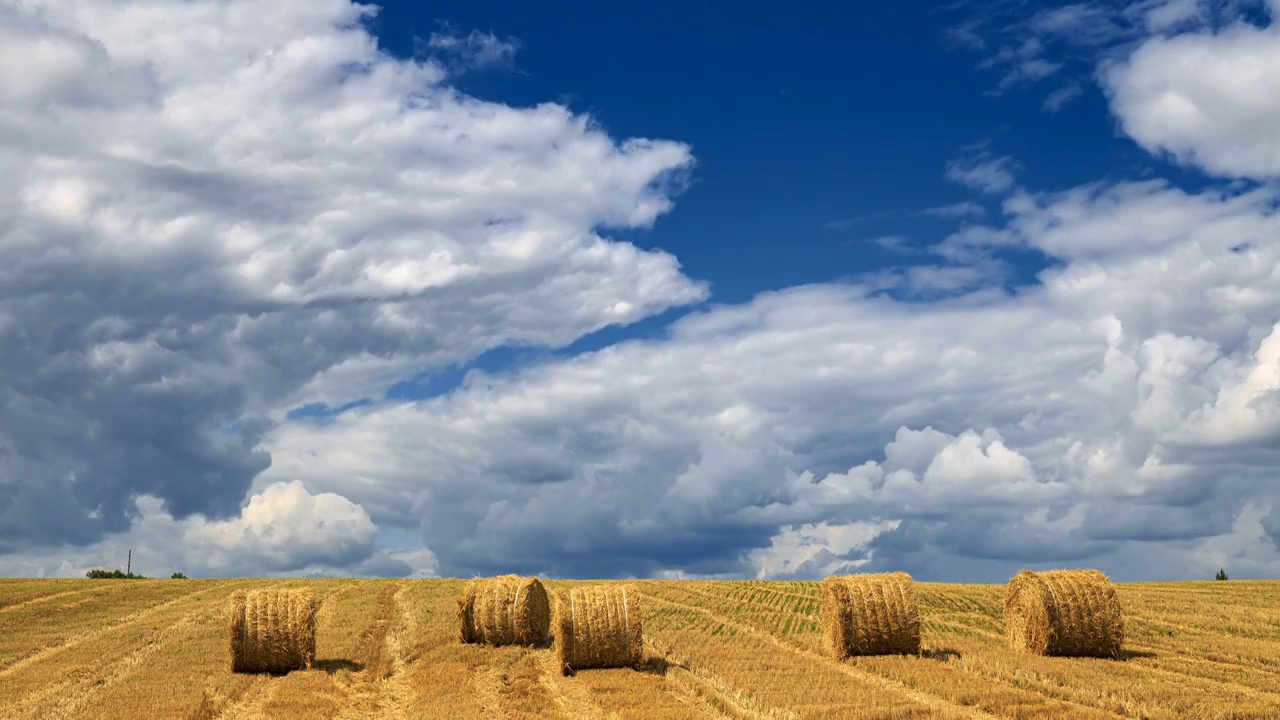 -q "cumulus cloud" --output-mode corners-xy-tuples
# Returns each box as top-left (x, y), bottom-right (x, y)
(747, 520), (901, 580)
(1104, 10), (1280, 178)
(263, 177), (1280, 581)
(8, 0), (1280, 584)
(0, 481), (428, 579)
(952, 0), (1272, 111)
(0, 0), (705, 558)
